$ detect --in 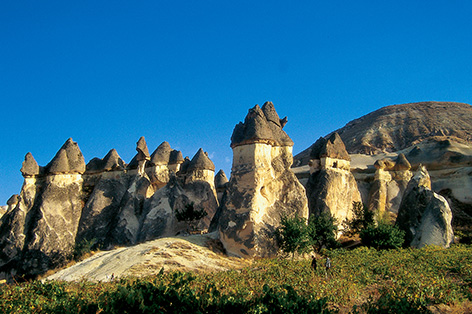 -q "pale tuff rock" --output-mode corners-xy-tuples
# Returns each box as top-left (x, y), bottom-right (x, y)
(306, 133), (361, 226)
(368, 154), (413, 215)
(215, 102), (308, 257)
(0, 137), (219, 280)
(20, 153), (40, 177)
(45, 138), (86, 174)
(396, 166), (454, 248)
